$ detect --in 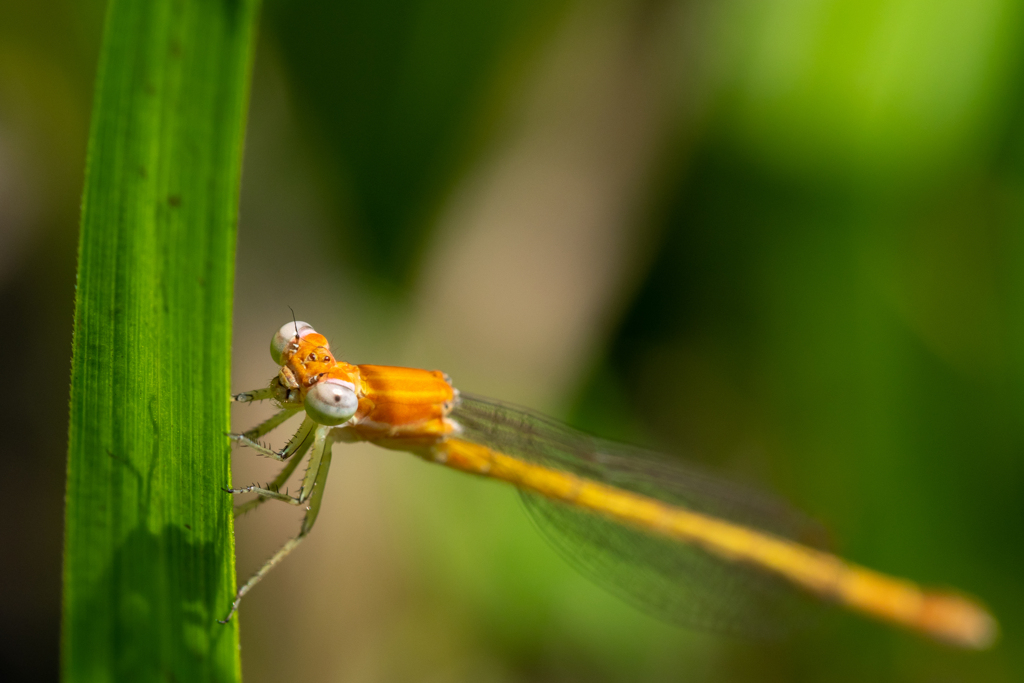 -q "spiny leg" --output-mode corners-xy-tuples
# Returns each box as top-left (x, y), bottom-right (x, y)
(227, 420), (328, 503)
(232, 440), (309, 518)
(296, 425), (329, 501)
(227, 484), (303, 506)
(232, 385), (276, 403)
(230, 416), (315, 462)
(221, 426), (334, 623)
(226, 418), (322, 502)
(238, 407), (301, 441)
